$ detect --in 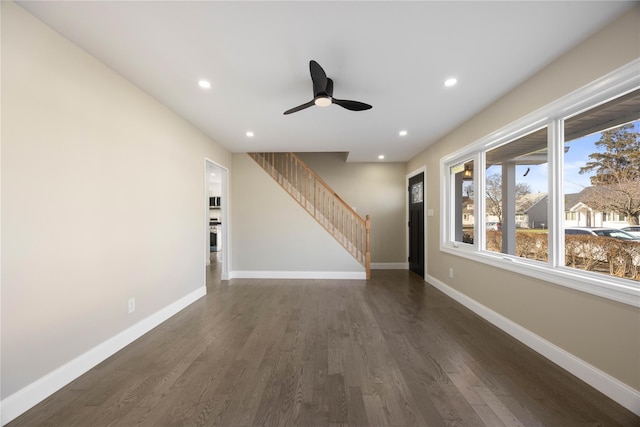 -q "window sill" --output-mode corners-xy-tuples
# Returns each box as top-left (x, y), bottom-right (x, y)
(441, 244), (640, 307)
